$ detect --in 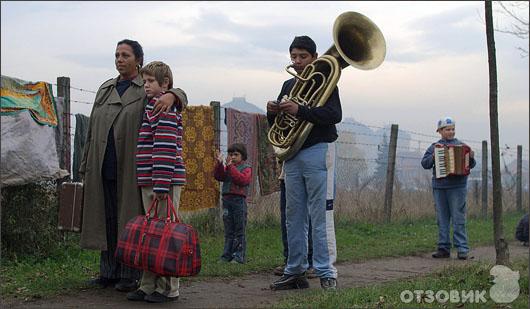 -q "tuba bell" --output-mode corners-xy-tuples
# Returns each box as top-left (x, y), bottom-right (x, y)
(268, 11), (386, 161)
